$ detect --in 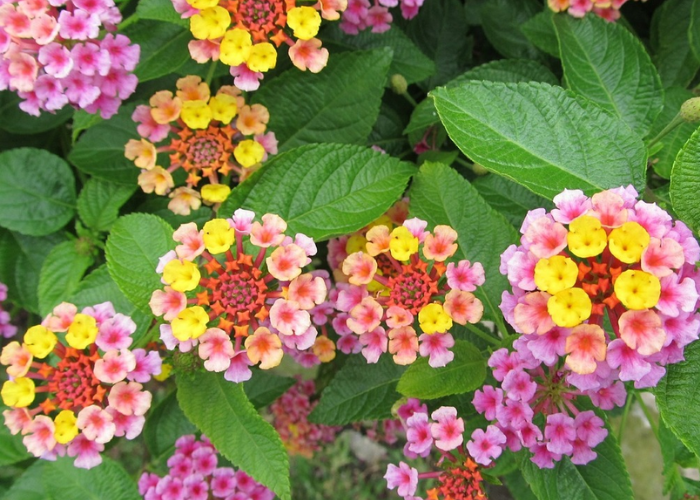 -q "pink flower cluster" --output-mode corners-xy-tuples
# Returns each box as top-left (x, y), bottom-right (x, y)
(341, 0), (424, 34)
(0, 283), (17, 338)
(0, 0), (140, 117)
(548, 0), (644, 22)
(269, 378), (339, 457)
(139, 434), (274, 500)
